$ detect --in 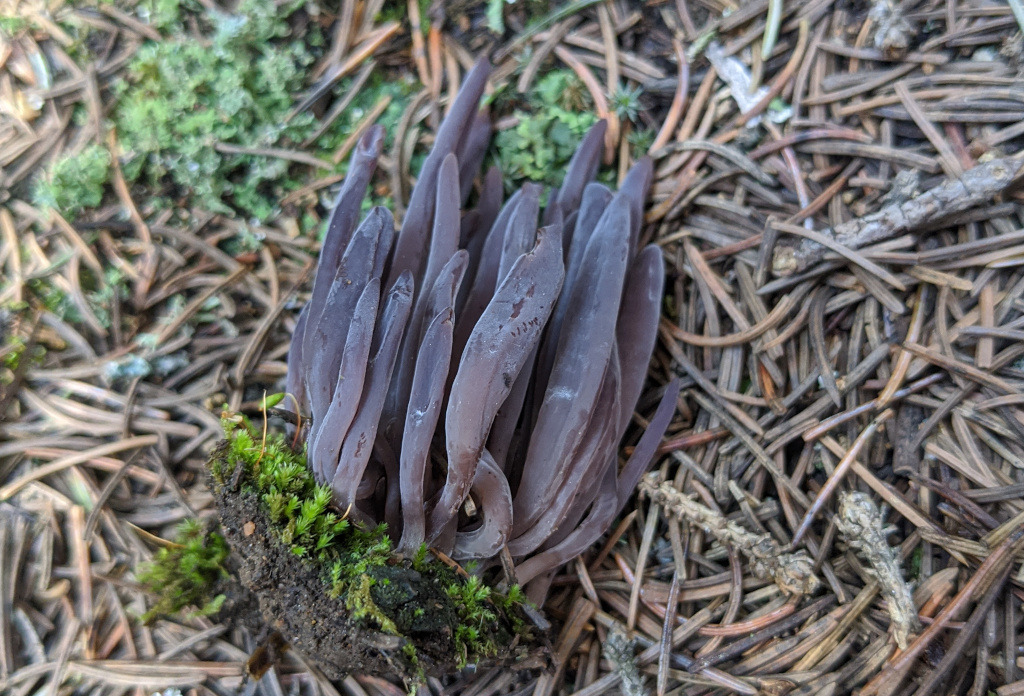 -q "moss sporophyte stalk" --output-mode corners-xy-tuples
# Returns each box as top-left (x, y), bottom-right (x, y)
(207, 414), (535, 680)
